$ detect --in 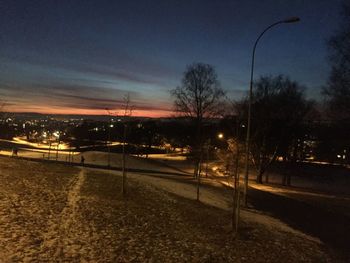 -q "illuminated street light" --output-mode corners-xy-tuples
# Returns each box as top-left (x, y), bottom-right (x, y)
(243, 17), (300, 206)
(218, 133), (224, 139)
(53, 131), (60, 138)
